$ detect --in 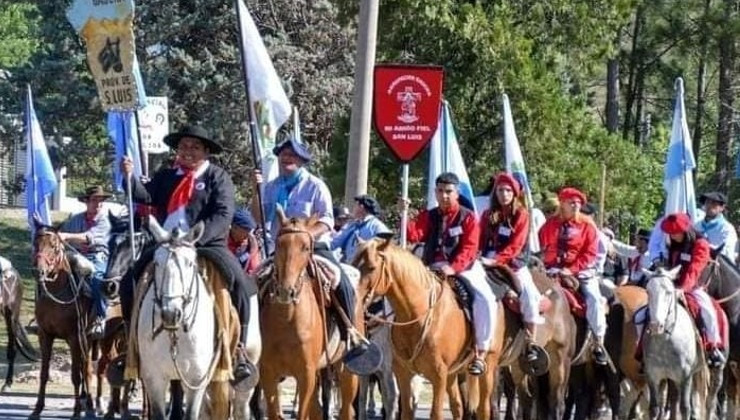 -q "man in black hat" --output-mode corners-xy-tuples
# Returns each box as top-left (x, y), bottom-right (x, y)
(331, 195), (390, 263)
(253, 135), (369, 360)
(333, 205), (352, 232)
(58, 185), (114, 339)
(611, 228), (652, 286)
(121, 125), (257, 383)
(697, 191), (737, 260)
